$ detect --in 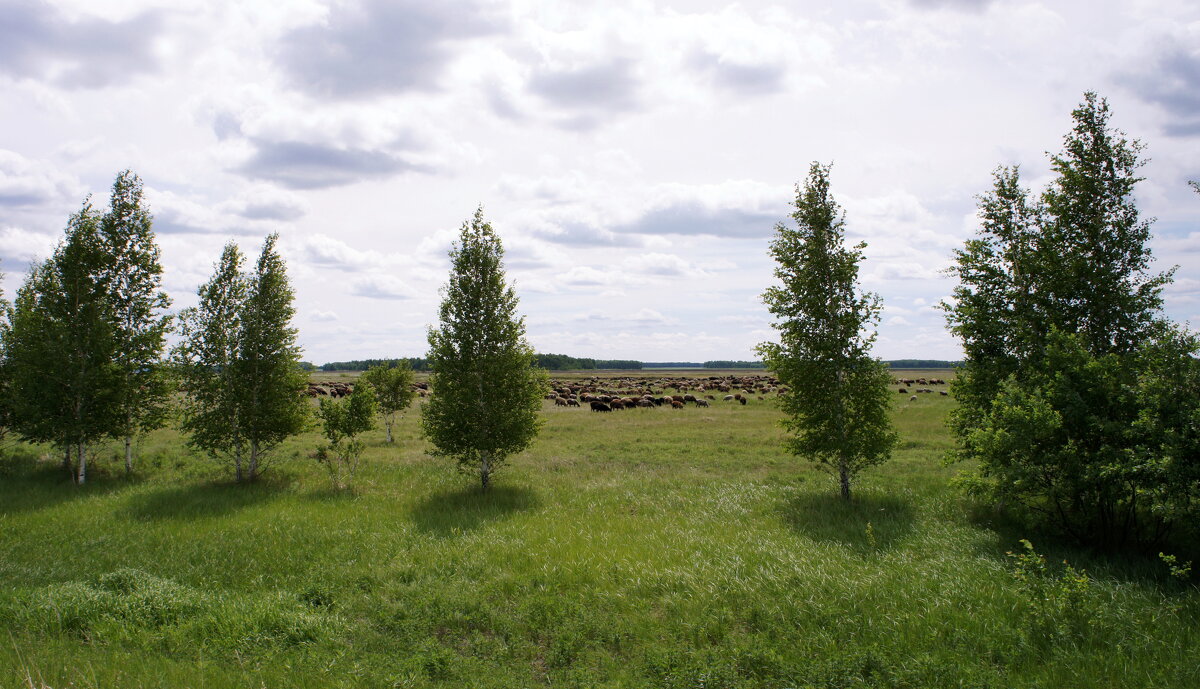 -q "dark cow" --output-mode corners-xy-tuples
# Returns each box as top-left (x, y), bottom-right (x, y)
(590, 401), (612, 412)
